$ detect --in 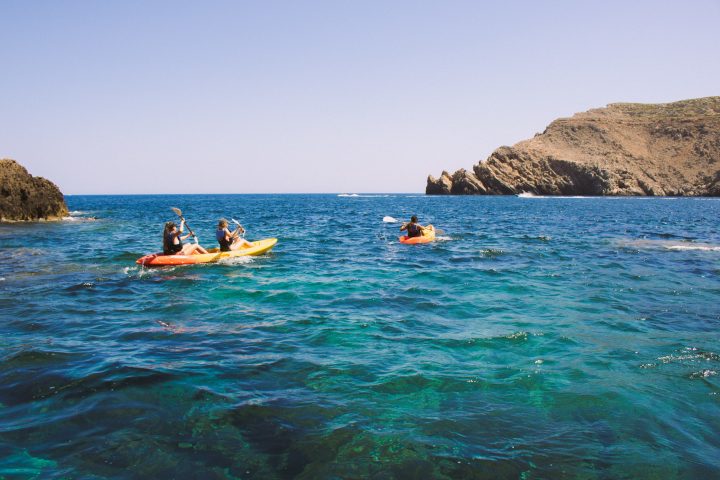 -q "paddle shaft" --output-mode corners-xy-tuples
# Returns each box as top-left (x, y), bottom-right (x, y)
(181, 218), (196, 237)
(171, 207), (197, 239)
(231, 219), (245, 238)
